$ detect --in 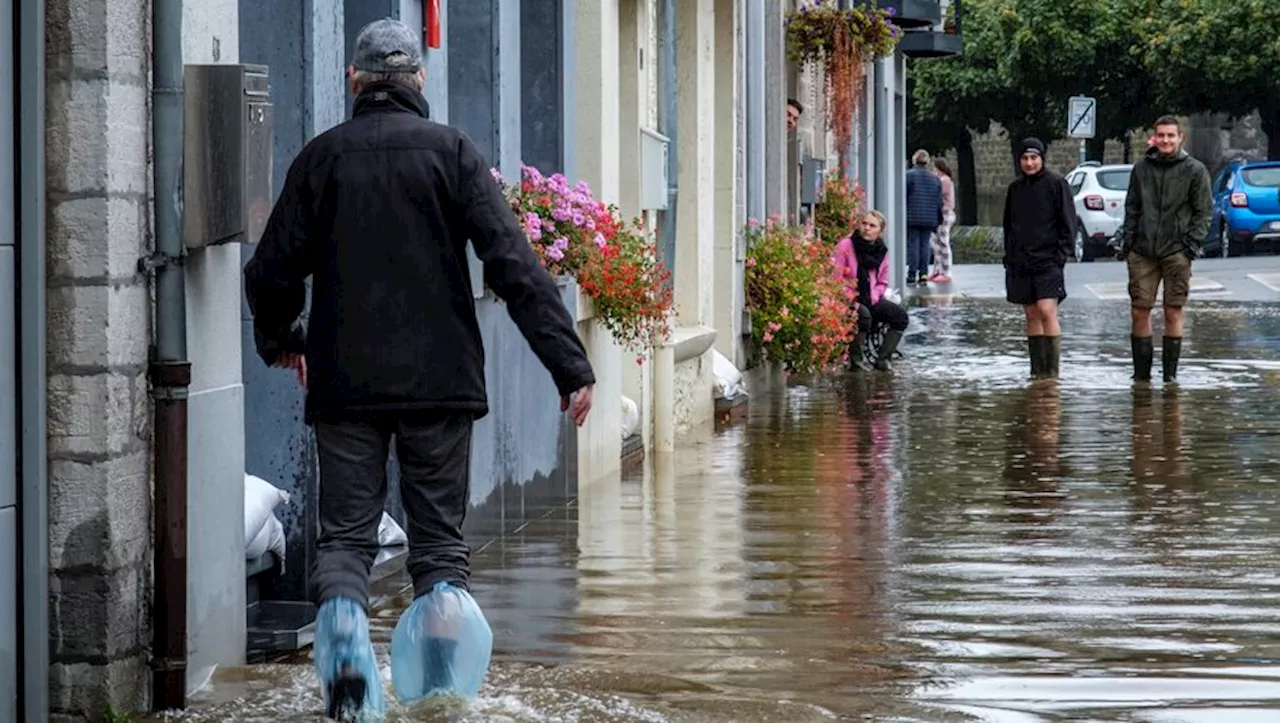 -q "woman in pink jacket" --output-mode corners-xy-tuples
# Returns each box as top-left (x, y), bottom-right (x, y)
(832, 210), (909, 371)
